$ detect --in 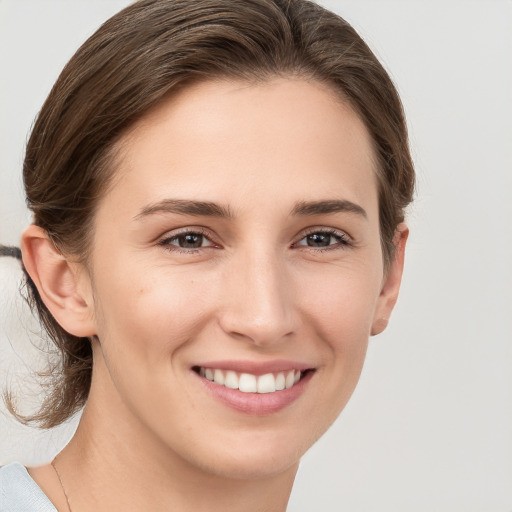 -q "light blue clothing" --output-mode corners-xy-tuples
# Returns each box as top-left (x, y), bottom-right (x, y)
(0, 462), (56, 511)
